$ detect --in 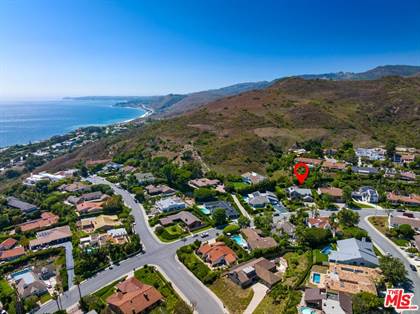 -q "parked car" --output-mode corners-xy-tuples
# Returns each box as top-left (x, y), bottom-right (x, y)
(201, 232), (209, 238)
(409, 264), (417, 272)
